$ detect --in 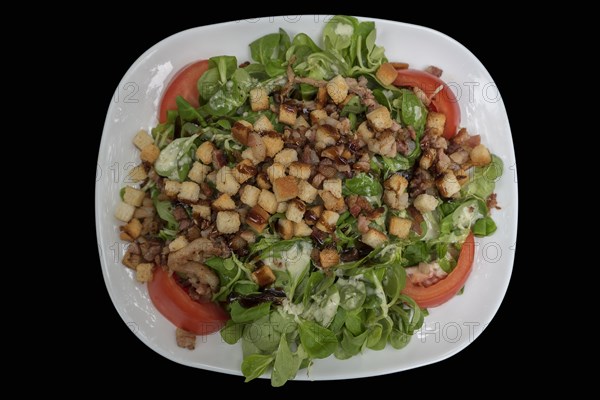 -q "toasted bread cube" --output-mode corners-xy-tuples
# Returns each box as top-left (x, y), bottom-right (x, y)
(136, 263), (154, 283)
(122, 218), (142, 239)
(196, 142), (215, 165)
(133, 130), (154, 150)
(323, 178), (342, 198)
(164, 180), (181, 198)
(436, 171), (462, 198)
(315, 125), (339, 147)
(206, 171), (217, 185)
(274, 148), (298, 167)
(188, 162), (211, 184)
(262, 132), (284, 158)
(169, 235), (189, 252)
(212, 193), (236, 211)
(426, 112), (446, 136)
(192, 204), (211, 220)
(178, 181), (200, 202)
(326, 75), (349, 104)
(383, 190), (409, 210)
(298, 180), (318, 203)
(216, 166), (240, 196)
(120, 231), (133, 242)
(286, 199), (306, 223)
(294, 221), (313, 237)
(241, 148), (260, 165)
(470, 144), (492, 166)
(319, 248), (340, 269)
(277, 219), (294, 240)
(316, 210), (339, 233)
(294, 115), (310, 129)
(252, 265), (276, 287)
(310, 109), (328, 124)
(277, 202), (288, 213)
(256, 173), (271, 190)
(384, 174), (408, 195)
(419, 148), (436, 170)
(140, 144), (160, 164)
(246, 205), (270, 233)
(233, 159), (256, 184)
(123, 187), (145, 207)
(273, 176), (299, 202)
(376, 63), (399, 86)
(389, 217), (411, 239)
(267, 163), (286, 183)
(231, 120), (252, 146)
(258, 190), (278, 214)
(357, 121), (375, 141)
(362, 229), (388, 248)
(115, 201), (135, 222)
(216, 211), (241, 234)
(315, 86), (328, 109)
(247, 132), (266, 163)
(278, 104), (297, 126)
(414, 193), (439, 213)
(288, 162), (312, 180)
(367, 107), (393, 131)
(240, 185), (261, 207)
(127, 165), (147, 182)
(250, 87), (269, 112)
(319, 190), (346, 212)
(253, 114), (274, 132)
